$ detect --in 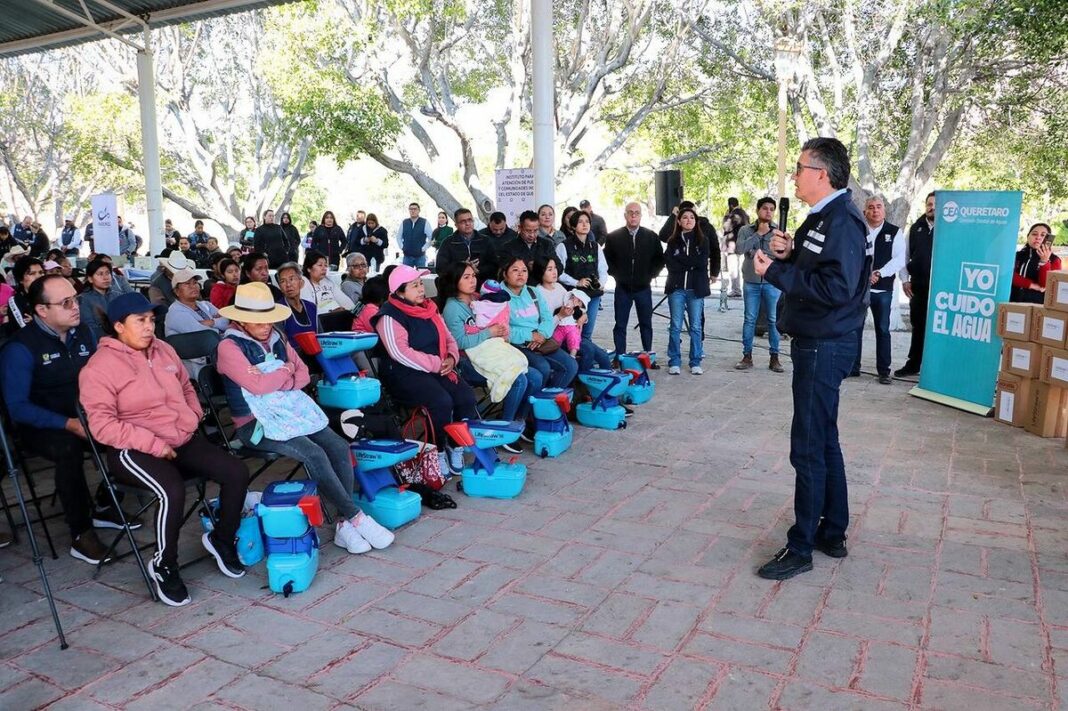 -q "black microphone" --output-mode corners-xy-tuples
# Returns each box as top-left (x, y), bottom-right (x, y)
(778, 197), (790, 233)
